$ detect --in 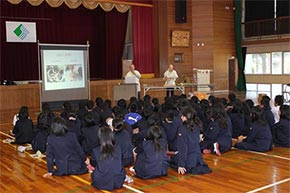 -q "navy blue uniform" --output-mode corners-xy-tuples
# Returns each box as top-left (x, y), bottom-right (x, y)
(90, 145), (126, 191)
(243, 113), (252, 136)
(162, 117), (182, 151)
(134, 138), (169, 179)
(31, 127), (50, 153)
(264, 107), (275, 129)
(235, 121), (272, 152)
(200, 121), (232, 154)
(81, 125), (99, 155)
(46, 132), (88, 176)
(67, 119), (82, 144)
(272, 119), (290, 147)
(114, 129), (134, 166)
(171, 125), (211, 174)
(228, 113), (245, 138)
(13, 119), (34, 144)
